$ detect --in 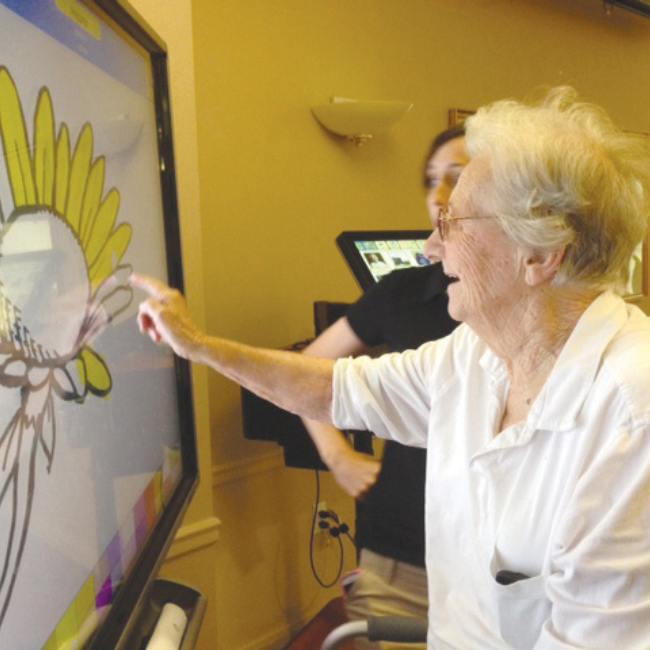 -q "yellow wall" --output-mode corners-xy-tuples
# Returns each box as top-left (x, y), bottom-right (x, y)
(194, 0), (650, 466)
(126, 1), (650, 648)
